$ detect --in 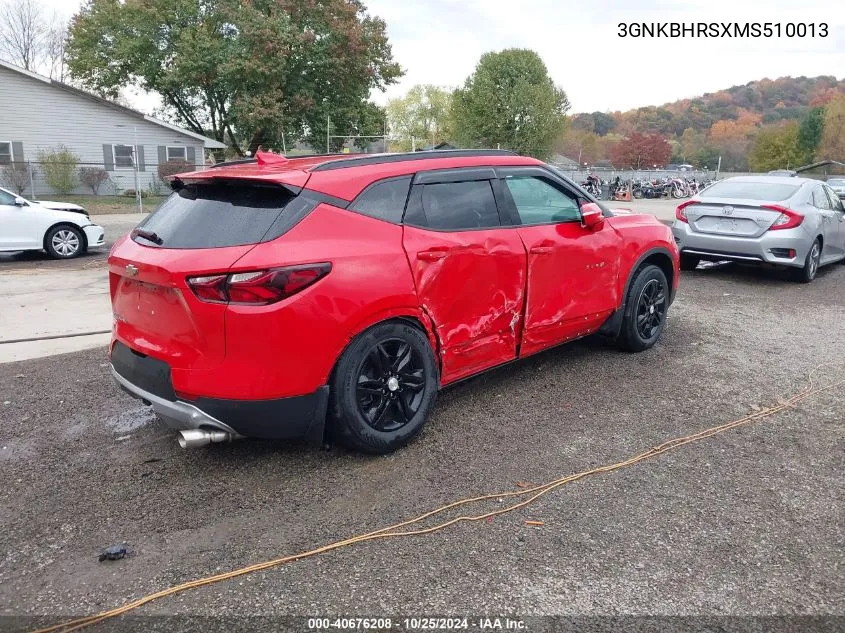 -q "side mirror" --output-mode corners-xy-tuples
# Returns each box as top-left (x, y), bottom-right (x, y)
(14, 197), (26, 206)
(581, 202), (605, 230)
